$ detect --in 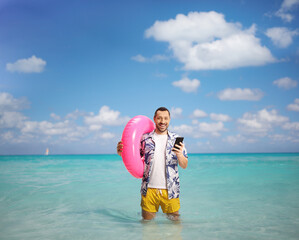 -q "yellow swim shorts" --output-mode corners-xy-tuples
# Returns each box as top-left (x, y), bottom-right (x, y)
(141, 188), (180, 214)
